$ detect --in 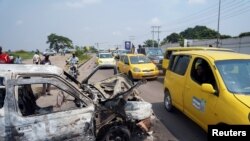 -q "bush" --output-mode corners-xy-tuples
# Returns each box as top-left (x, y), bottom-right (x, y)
(75, 48), (90, 63)
(10, 50), (34, 60)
